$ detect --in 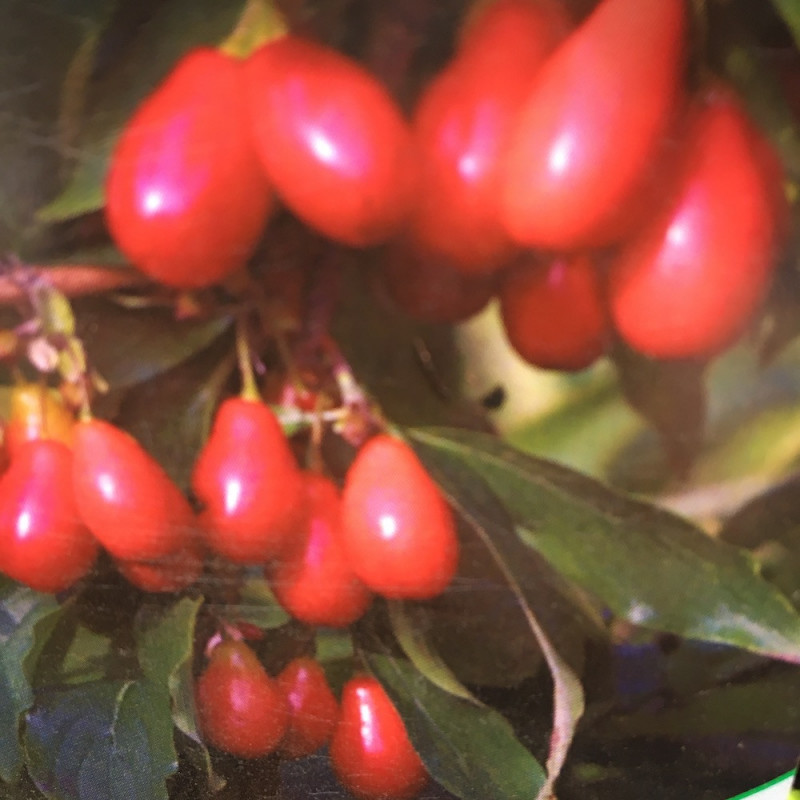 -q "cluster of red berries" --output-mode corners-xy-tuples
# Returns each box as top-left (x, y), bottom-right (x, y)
(196, 646), (427, 800)
(105, 0), (788, 375)
(0, 384), (459, 611)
